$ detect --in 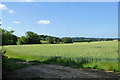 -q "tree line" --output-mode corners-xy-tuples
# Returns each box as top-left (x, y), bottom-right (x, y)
(0, 28), (116, 45)
(0, 28), (73, 45)
(62, 37), (115, 42)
